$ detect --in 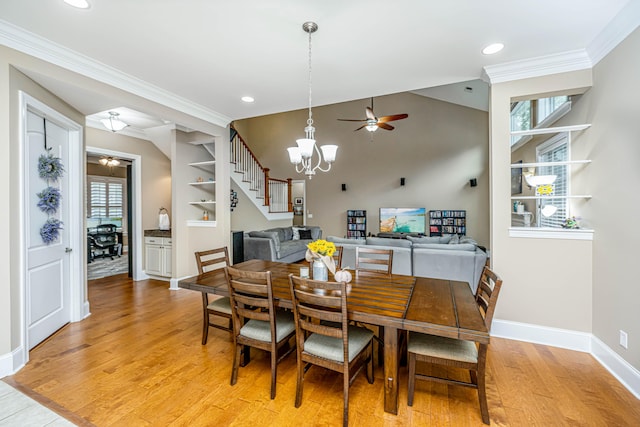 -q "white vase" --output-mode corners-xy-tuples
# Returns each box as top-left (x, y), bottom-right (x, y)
(312, 259), (328, 281)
